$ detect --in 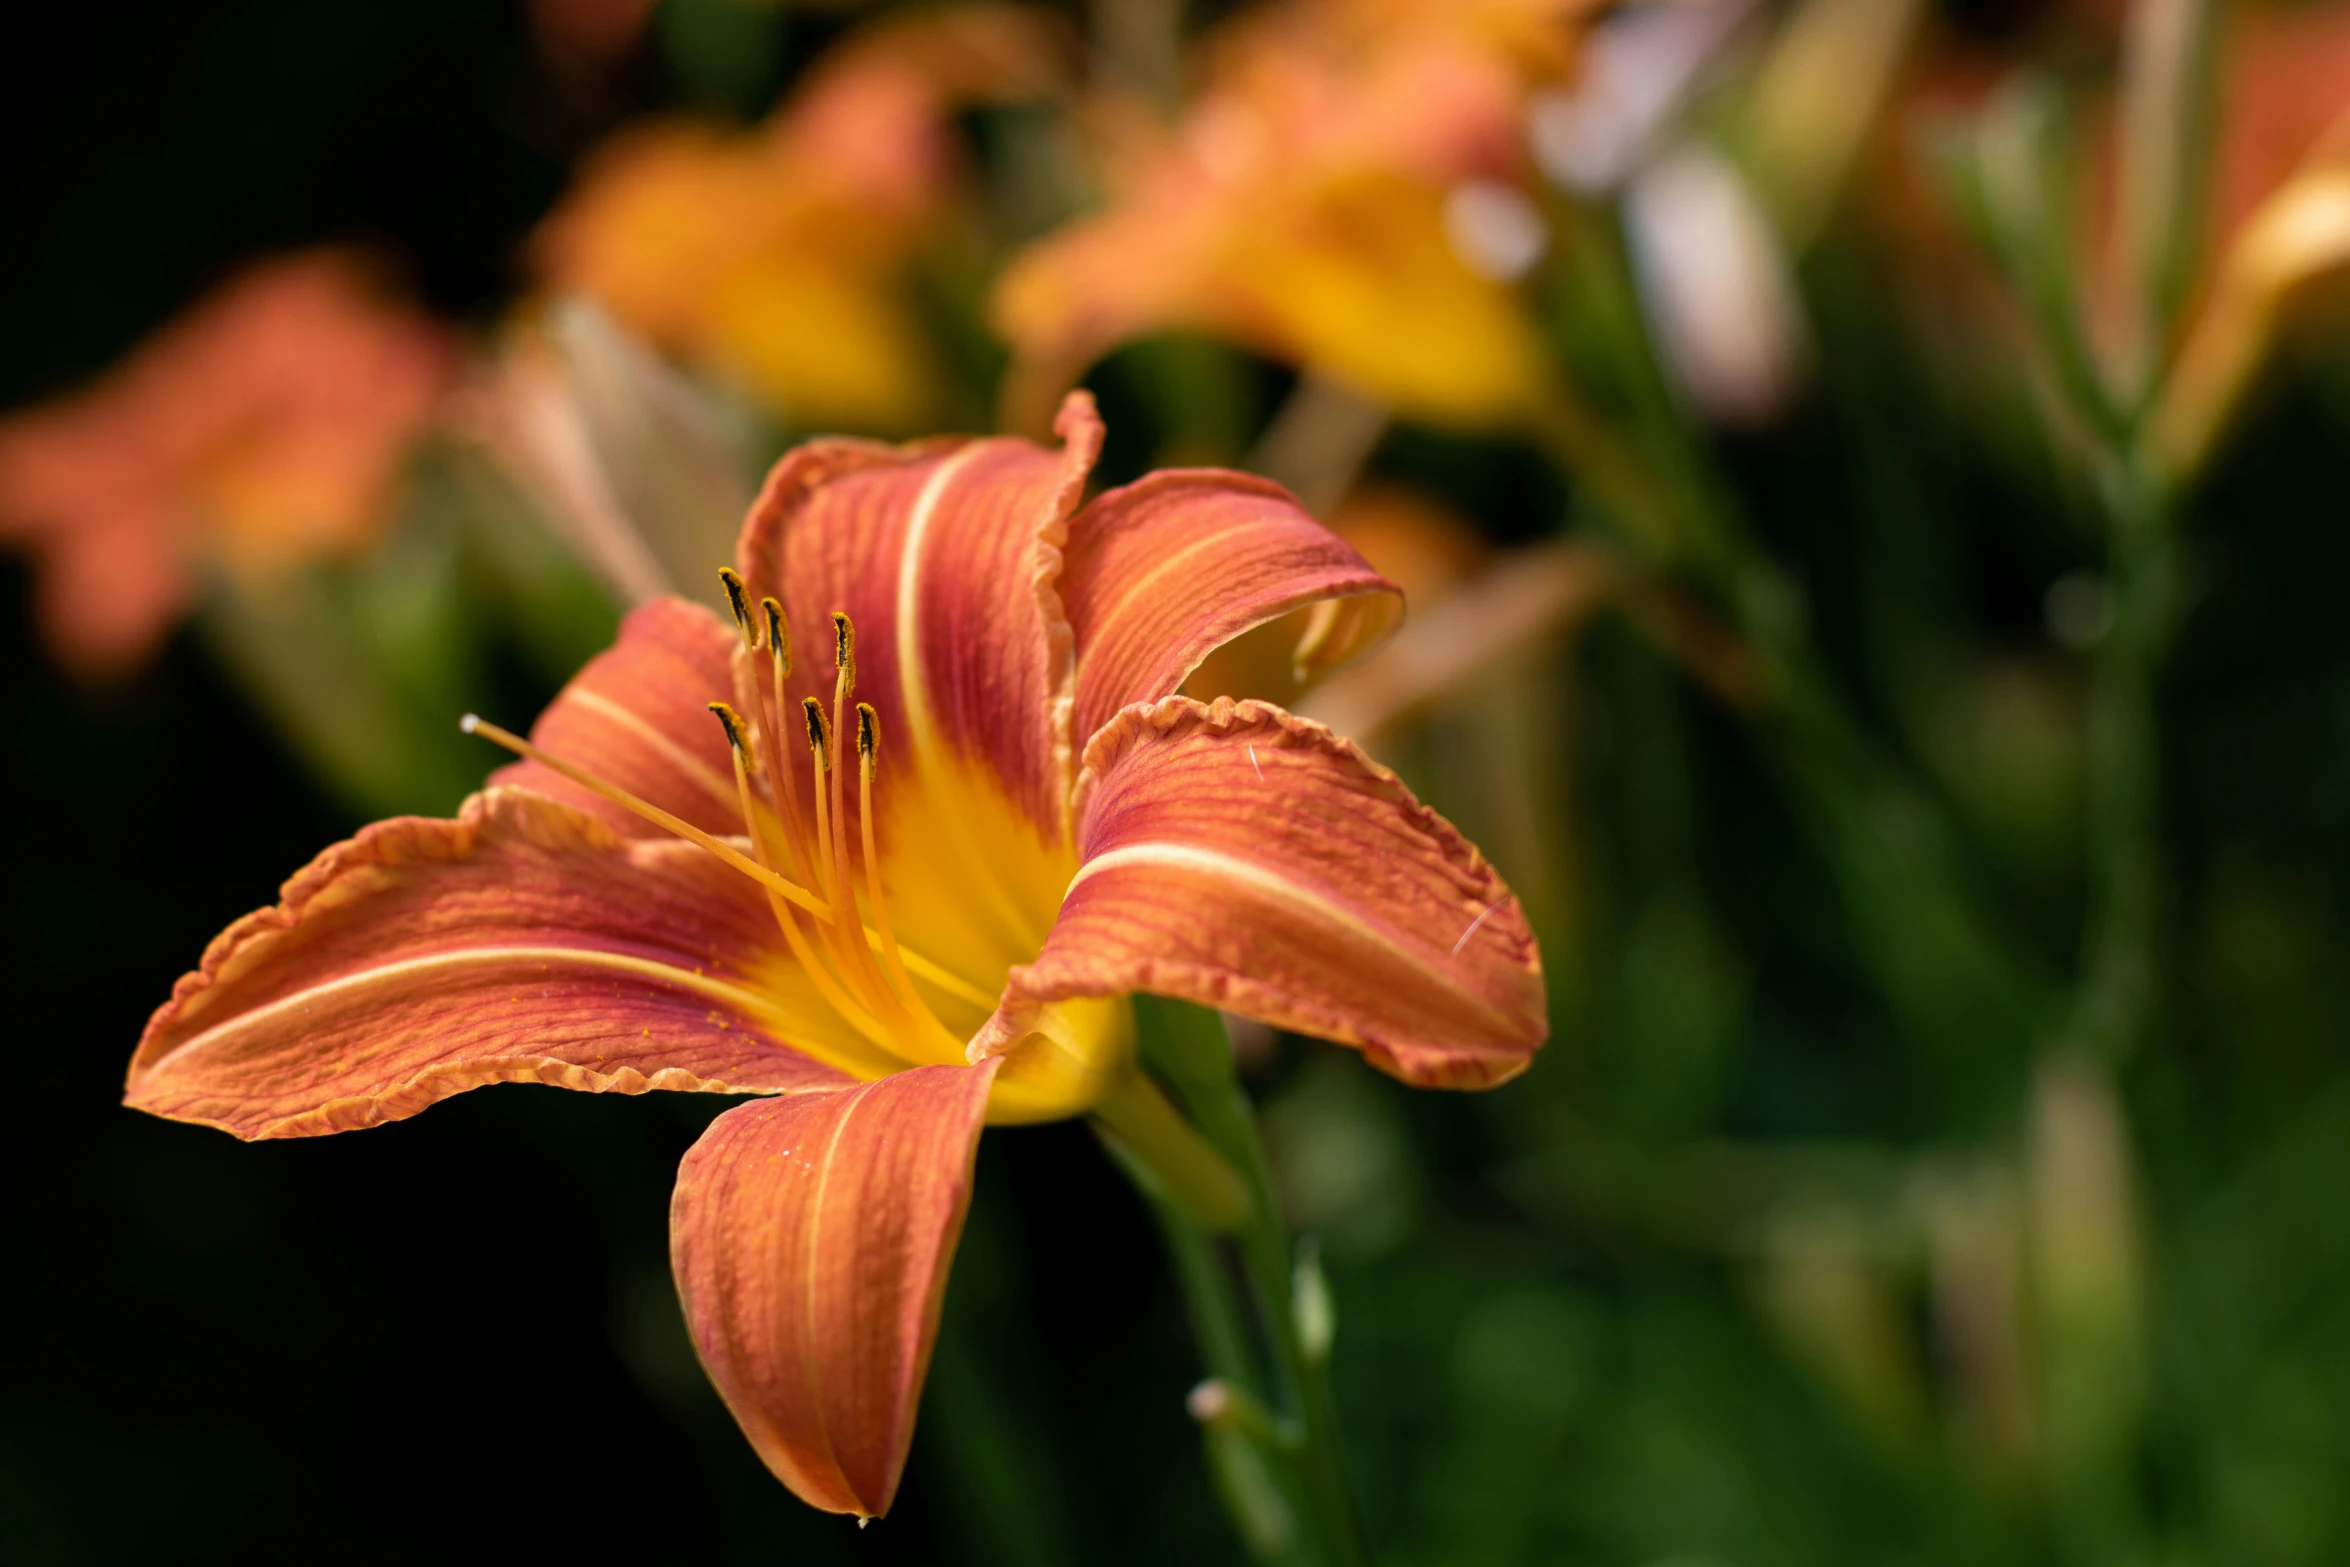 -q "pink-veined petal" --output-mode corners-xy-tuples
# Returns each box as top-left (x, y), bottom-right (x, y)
(733, 393), (1103, 838)
(127, 789), (872, 1141)
(490, 595), (746, 841)
(670, 1059), (997, 1517)
(1062, 468), (1400, 745)
(1001, 697), (1546, 1088)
